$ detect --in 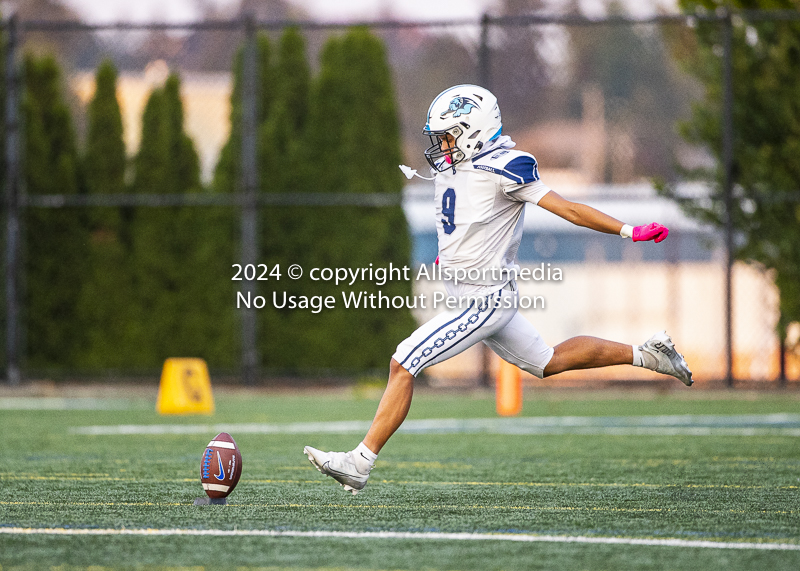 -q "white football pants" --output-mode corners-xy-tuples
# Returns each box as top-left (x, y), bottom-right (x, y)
(392, 284), (554, 378)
